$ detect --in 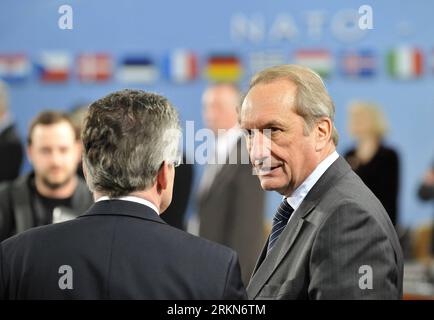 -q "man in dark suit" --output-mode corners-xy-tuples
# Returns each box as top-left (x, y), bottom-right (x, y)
(195, 84), (265, 285)
(240, 65), (403, 299)
(0, 80), (23, 183)
(0, 89), (246, 300)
